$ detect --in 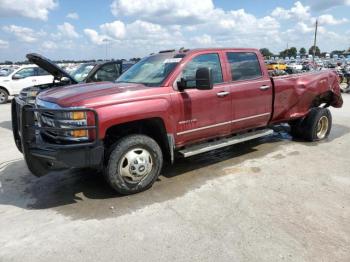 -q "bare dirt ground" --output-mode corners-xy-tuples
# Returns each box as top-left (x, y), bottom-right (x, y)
(0, 95), (349, 262)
